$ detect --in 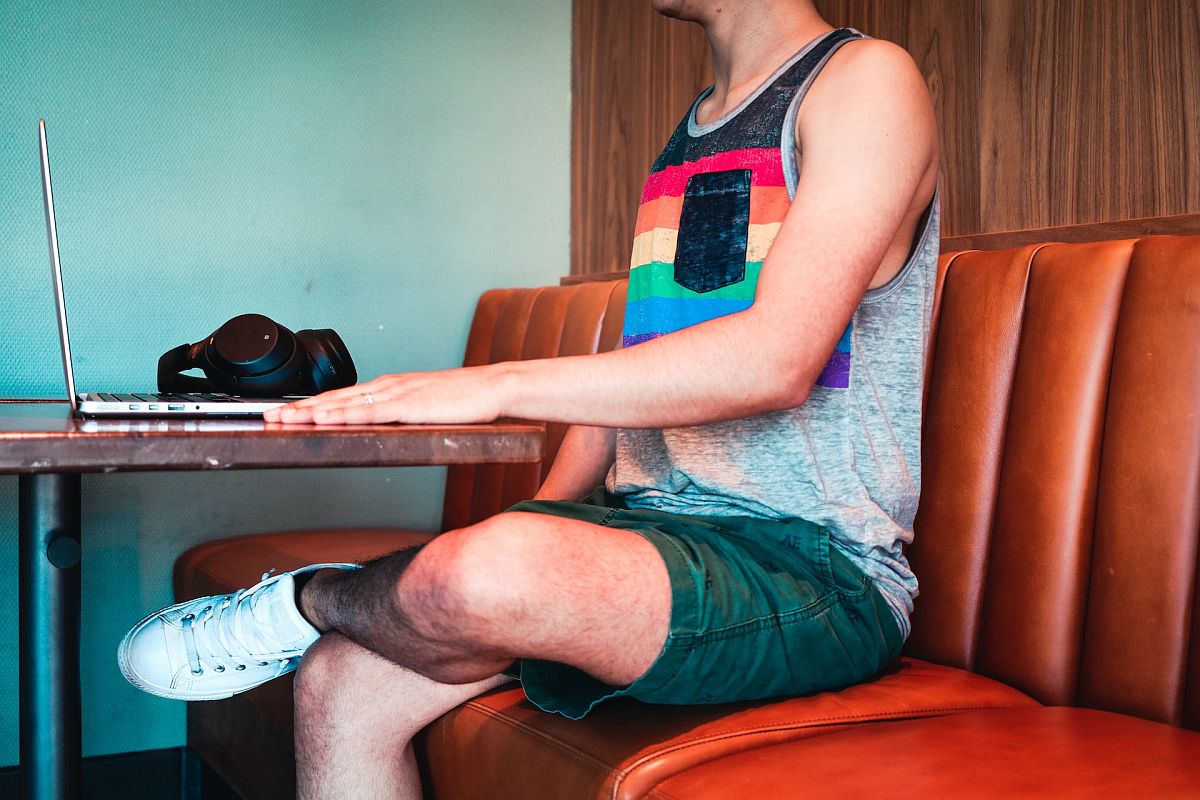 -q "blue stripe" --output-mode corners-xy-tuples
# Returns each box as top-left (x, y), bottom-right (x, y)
(835, 322), (852, 353)
(623, 296), (754, 337)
